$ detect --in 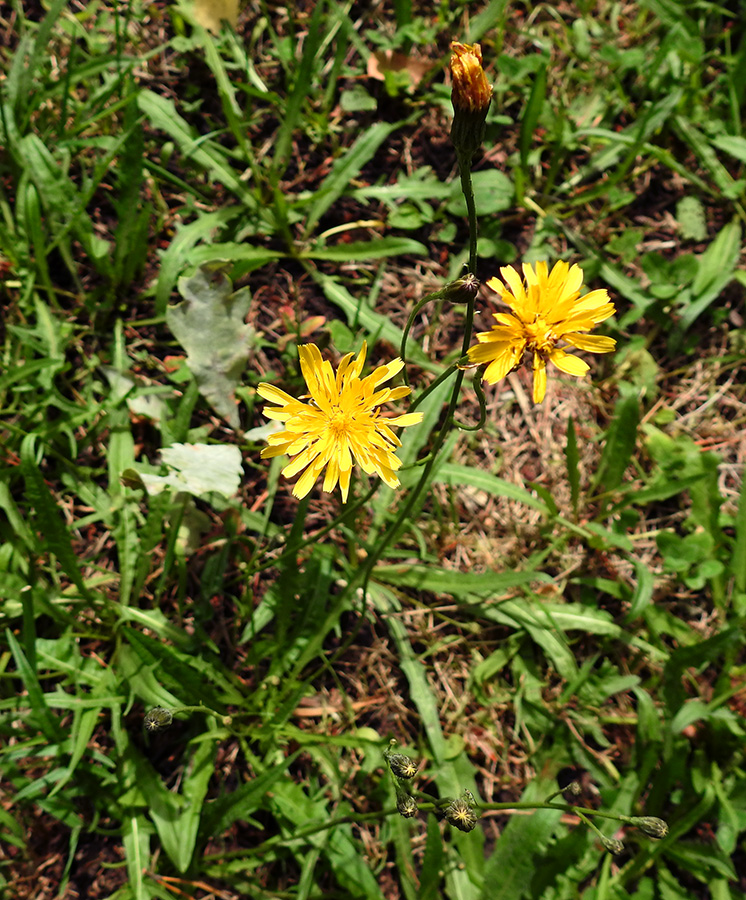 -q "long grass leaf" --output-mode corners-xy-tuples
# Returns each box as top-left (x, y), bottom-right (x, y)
(272, 0), (326, 174)
(20, 434), (91, 599)
(6, 628), (64, 741)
